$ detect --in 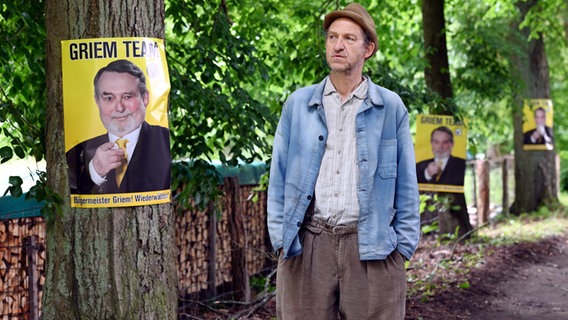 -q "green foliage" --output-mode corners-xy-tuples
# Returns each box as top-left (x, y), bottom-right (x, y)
(457, 281), (470, 289)
(447, 1), (520, 153)
(250, 274), (276, 293)
(421, 220), (438, 235)
(171, 159), (222, 212)
(2, 0), (568, 213)
(541, 1), (568, 152)
(3, 175), (23, 197)
(165, 0), (279, 208)
(480, 203), (568, 245)
(561, 151), (568, 191)
(0, 1), (46, 165)
(520, 0), (566, 41)
(26, 170), (63, 225)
